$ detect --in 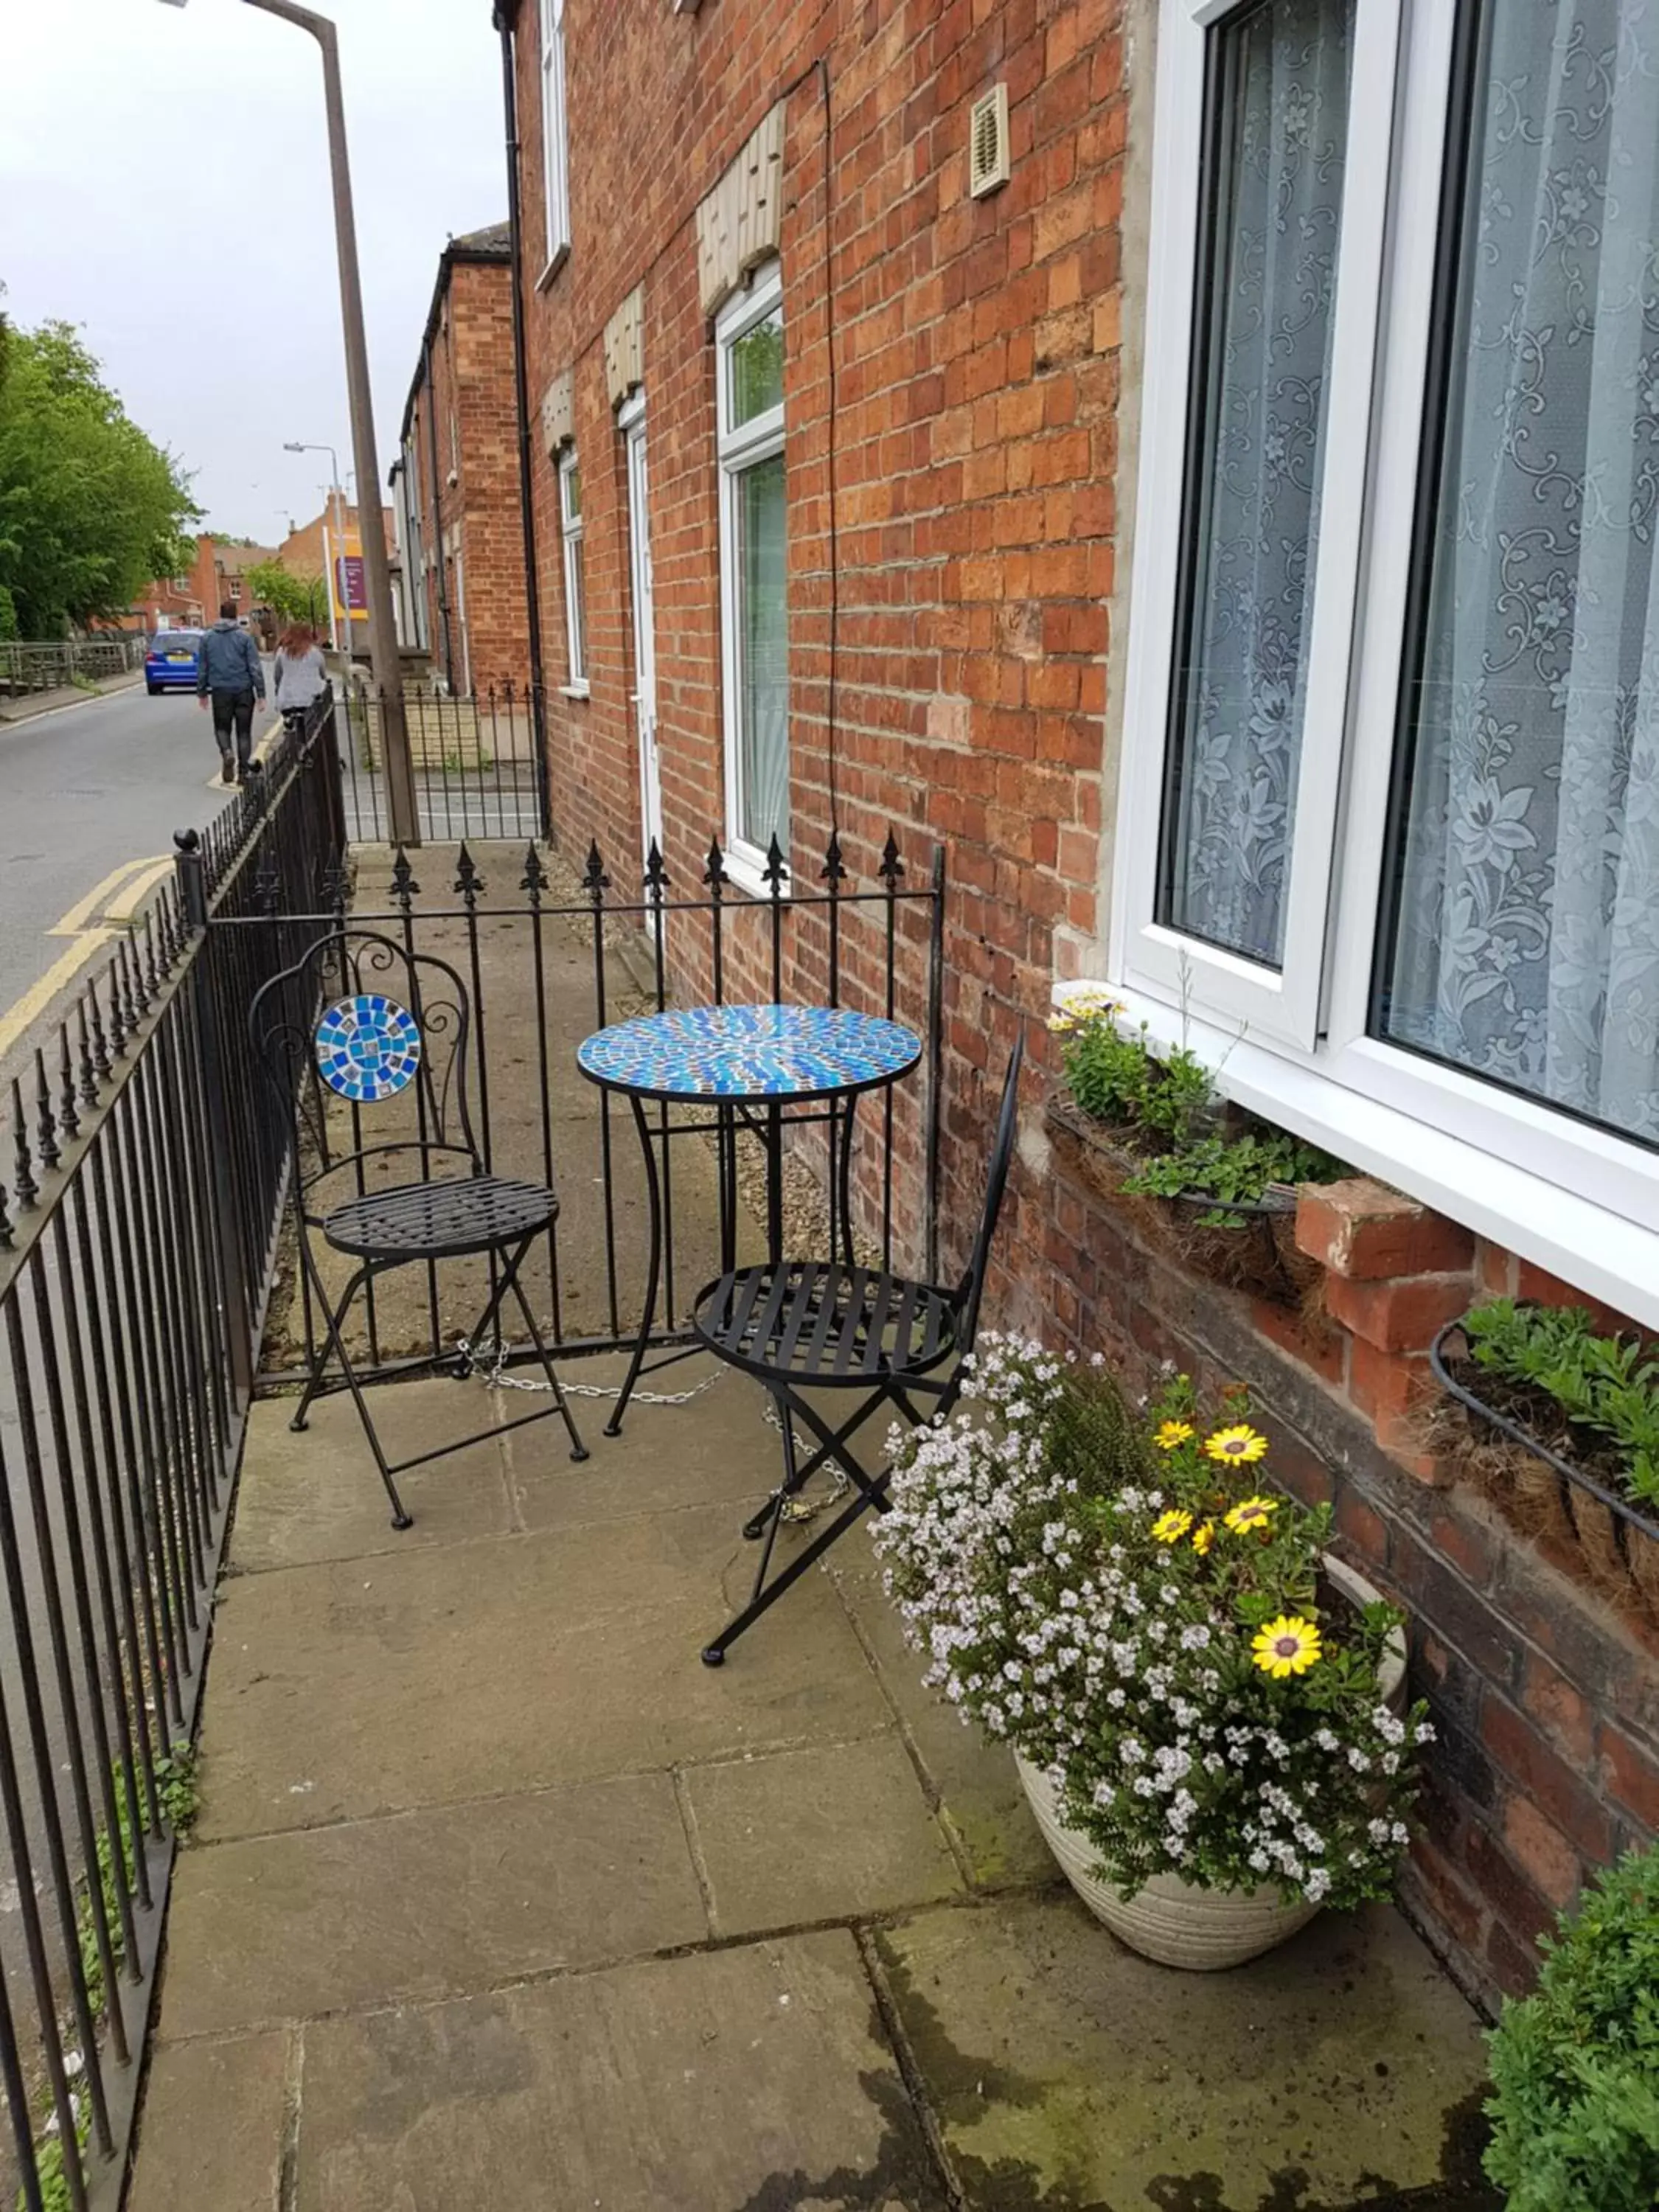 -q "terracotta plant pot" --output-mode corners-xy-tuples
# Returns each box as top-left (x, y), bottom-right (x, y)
(1014, 1554), (1408, 1971)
